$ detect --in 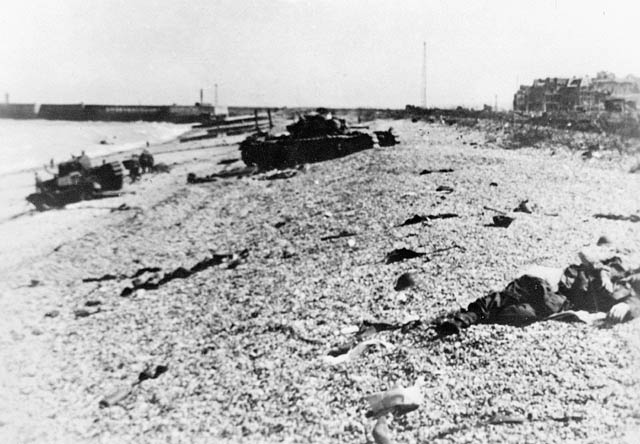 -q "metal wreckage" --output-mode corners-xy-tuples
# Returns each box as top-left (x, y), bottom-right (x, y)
(239, 110), (399, 170)
(26, 157), (125, 211)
